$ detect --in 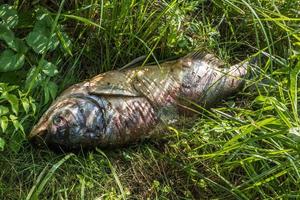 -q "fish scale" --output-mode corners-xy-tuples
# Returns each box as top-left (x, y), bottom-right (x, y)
(29, 52), (250, 149)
